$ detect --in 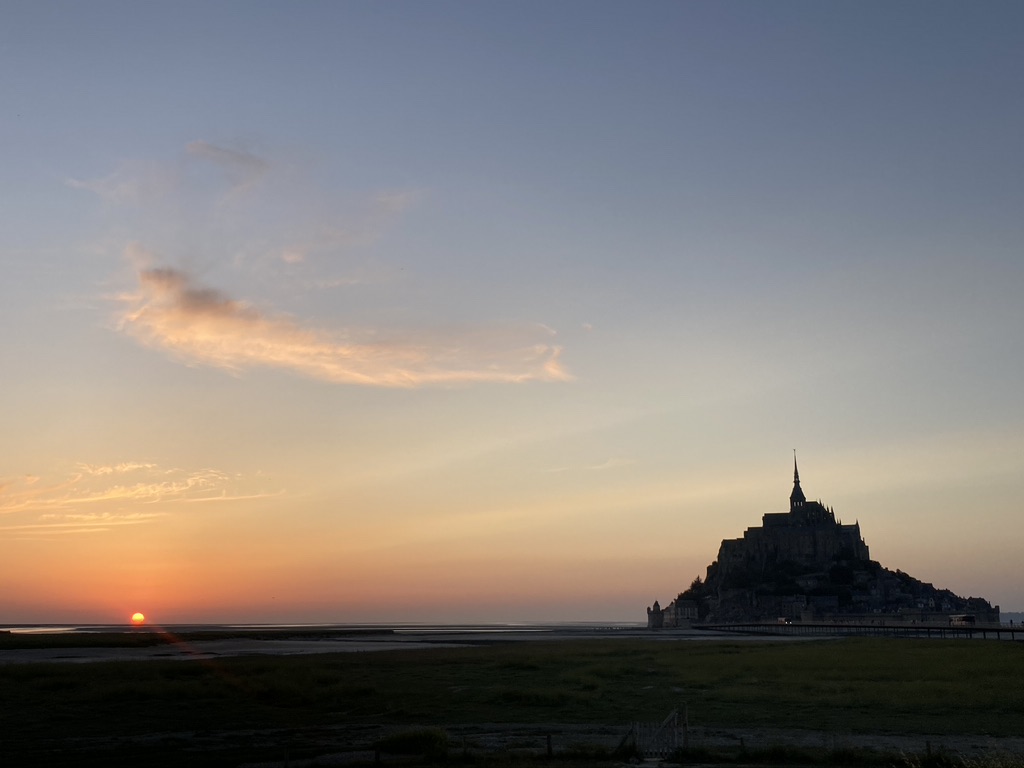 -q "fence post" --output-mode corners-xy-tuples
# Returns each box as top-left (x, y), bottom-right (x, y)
(683, 702), (689, 751)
